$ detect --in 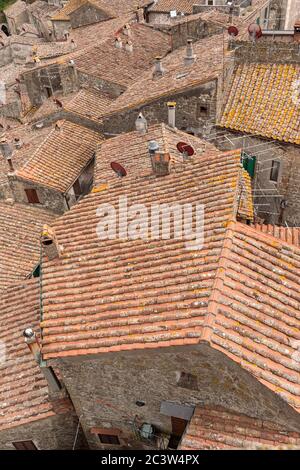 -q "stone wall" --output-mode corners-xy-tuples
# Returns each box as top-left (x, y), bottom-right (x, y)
(51, 19), (71, 41)
(0, 410), (85, 450)
(69, 4), (111, 29)
(77, 71), (125, 98)
(54, 344), (300, 450)
(100, 81), (218, 138)
(8, 174), (67, 214)
(229, 40), (300, 64)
